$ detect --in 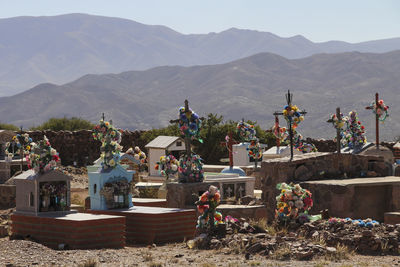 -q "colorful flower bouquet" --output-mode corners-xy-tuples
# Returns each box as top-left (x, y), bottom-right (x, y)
(93, 120), (123, 171)
(155, 154), (179, 179)
(27, 136), (60, 174)
(178, 106), (202, 142)
(275, 182), (313, 224)
(196, 185), (223, 230)
(342, 111), (366, 149)
(327, 113), (345, 130)
(5, 133), (32, 160)
(283, 104), (304, 127)
(272, 124), (288, 143)
(178, 153), (204, 183)
(368, 99), (389, 122)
